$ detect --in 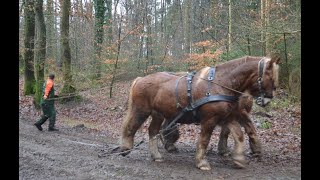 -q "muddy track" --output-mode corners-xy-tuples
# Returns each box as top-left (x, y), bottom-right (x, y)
(19, 116), (300, 180)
